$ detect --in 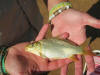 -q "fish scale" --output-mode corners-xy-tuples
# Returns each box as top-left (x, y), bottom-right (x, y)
(40, 38), (83, 59)
(26, 38), (83, 59)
